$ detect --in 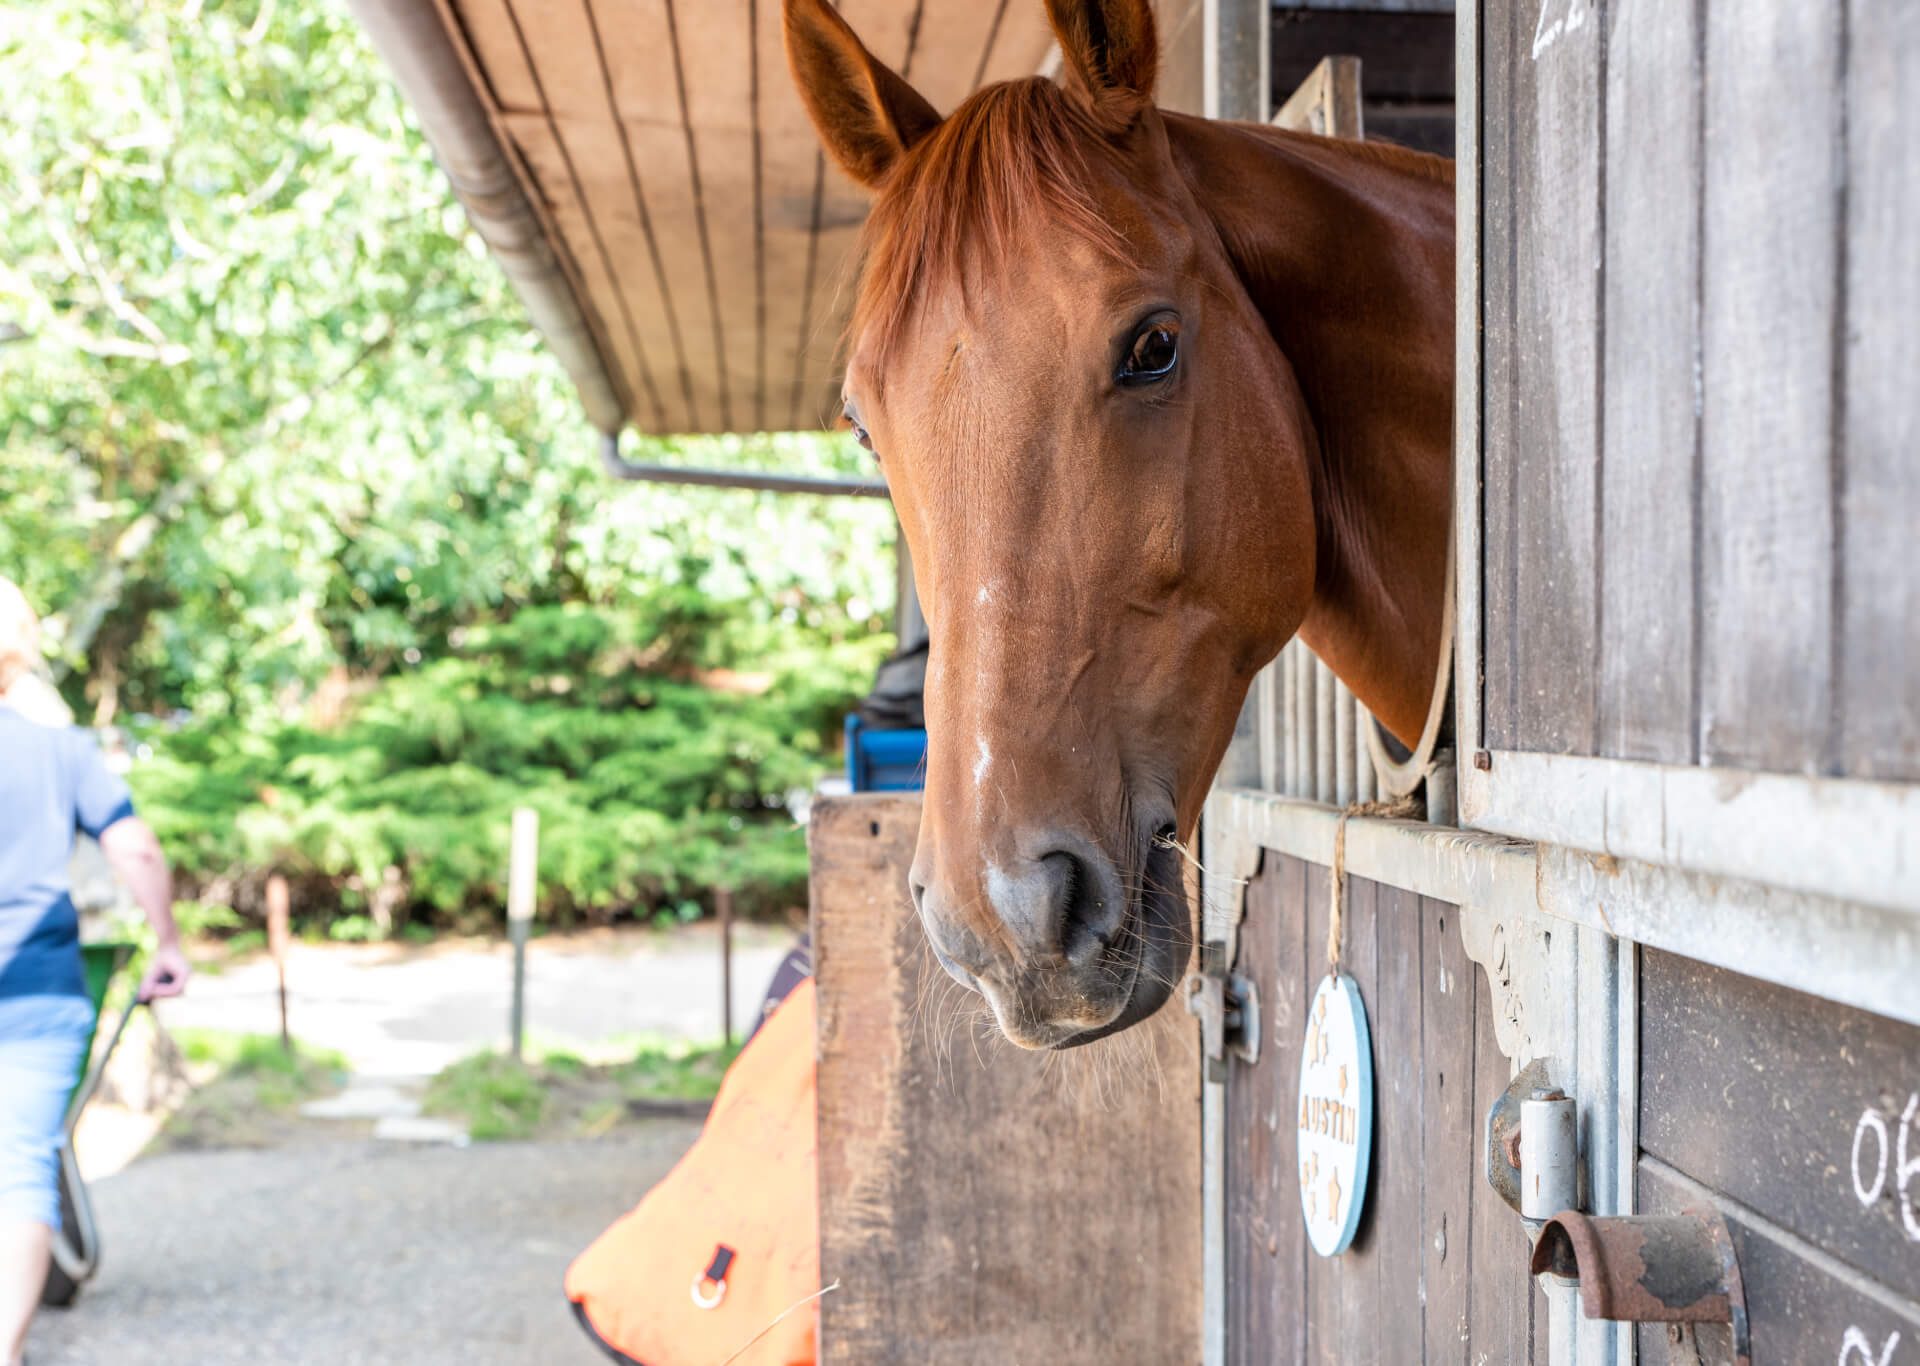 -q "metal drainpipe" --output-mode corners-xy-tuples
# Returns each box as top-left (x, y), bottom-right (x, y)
(348, 0), (626, 433)
(598, 431), (890, 499)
